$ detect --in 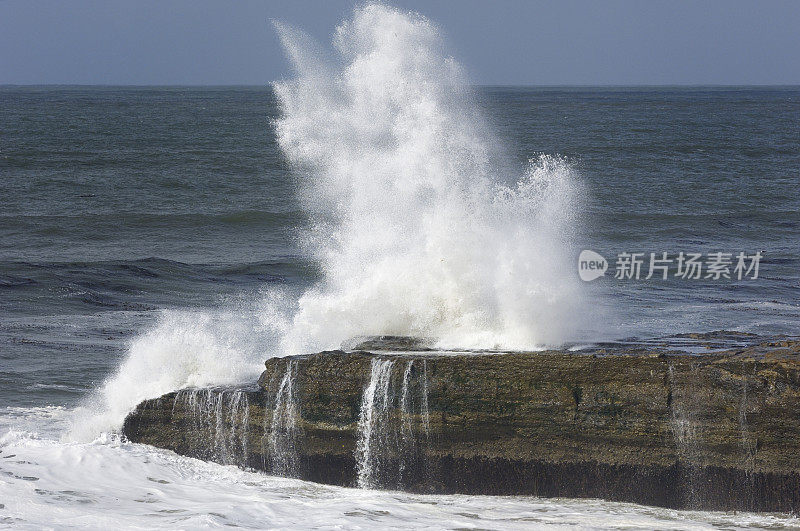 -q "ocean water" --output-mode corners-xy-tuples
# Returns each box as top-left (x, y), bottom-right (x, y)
(2, 4), (800, 528)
